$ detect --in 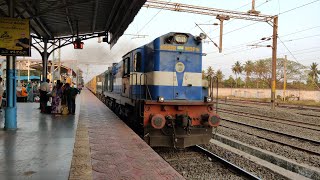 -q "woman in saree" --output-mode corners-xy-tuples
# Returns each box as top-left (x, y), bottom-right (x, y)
(51, 82), (63, 114)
